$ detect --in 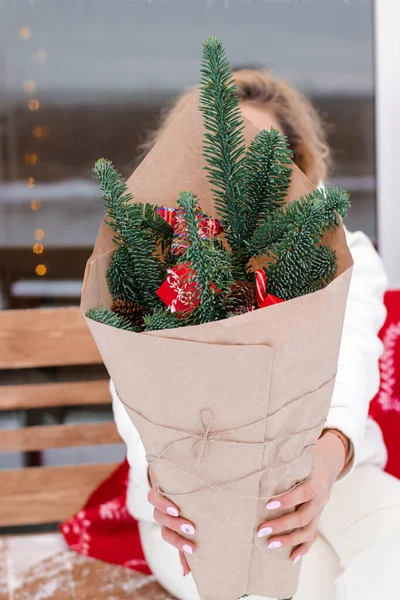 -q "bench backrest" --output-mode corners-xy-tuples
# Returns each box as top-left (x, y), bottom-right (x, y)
(0, 307), (120, 527)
